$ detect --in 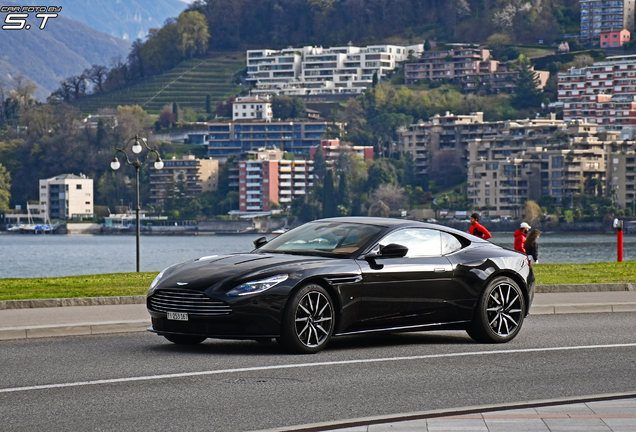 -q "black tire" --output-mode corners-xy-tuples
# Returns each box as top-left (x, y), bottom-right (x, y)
(467, 276), (526, 343)
(164, 334), (207, 345)
(280, 284), (335, 354)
